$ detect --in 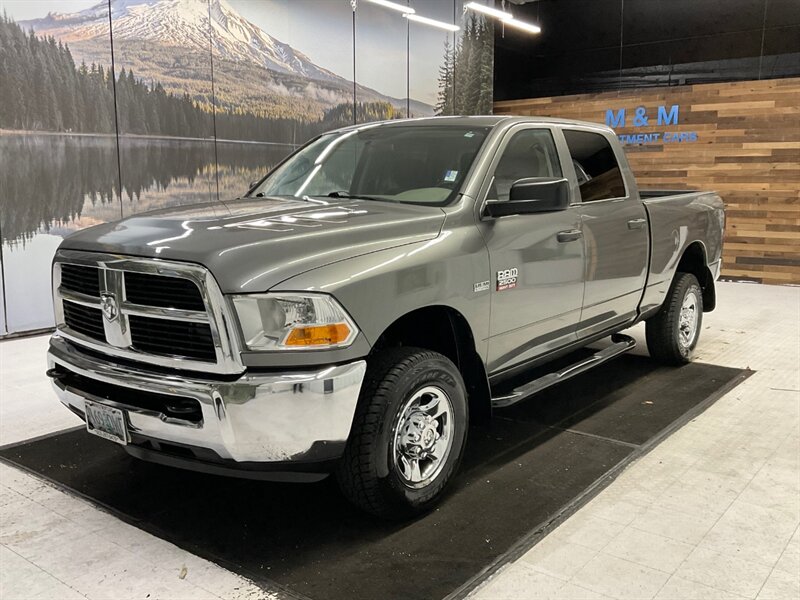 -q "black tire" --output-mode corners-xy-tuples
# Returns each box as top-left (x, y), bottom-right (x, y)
(336, 347), (468, 519)
(646, 272), (703, 365)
